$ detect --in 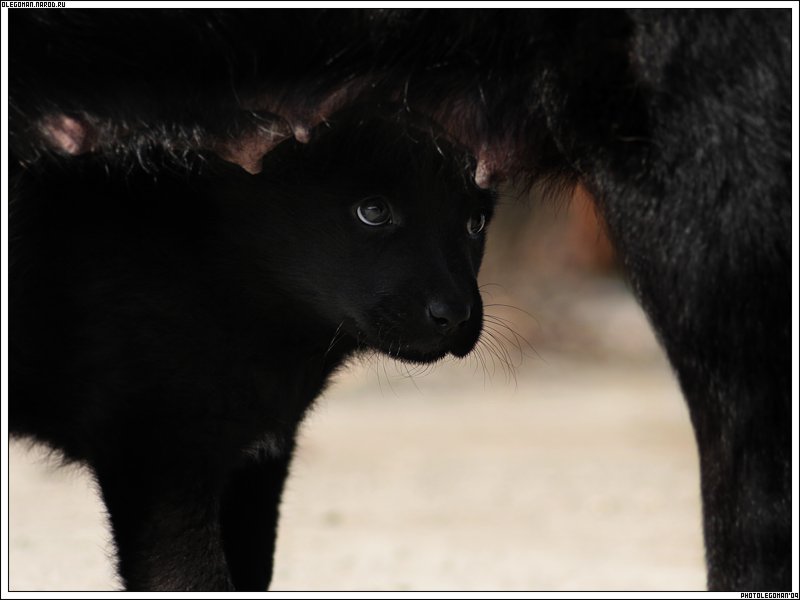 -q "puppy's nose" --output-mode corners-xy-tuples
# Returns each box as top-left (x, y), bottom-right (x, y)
(427, 300), (471, 333)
